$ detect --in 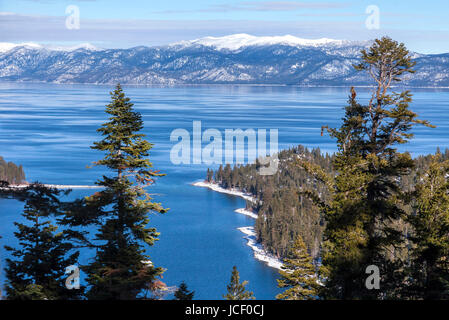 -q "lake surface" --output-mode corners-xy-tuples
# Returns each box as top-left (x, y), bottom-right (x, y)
(0, 83), (448, 299)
